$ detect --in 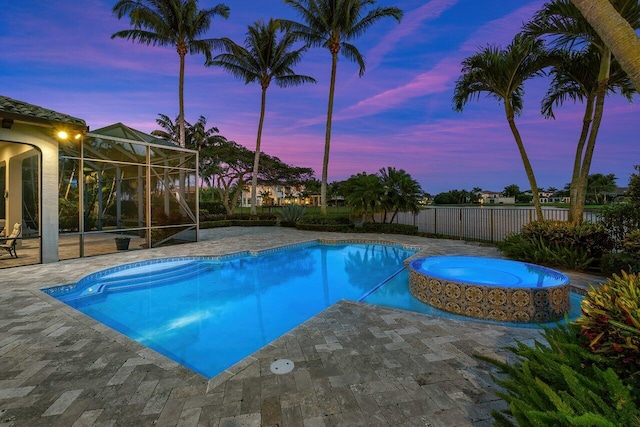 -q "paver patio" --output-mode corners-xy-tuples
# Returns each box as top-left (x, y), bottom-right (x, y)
(0, 227), (603, 426)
